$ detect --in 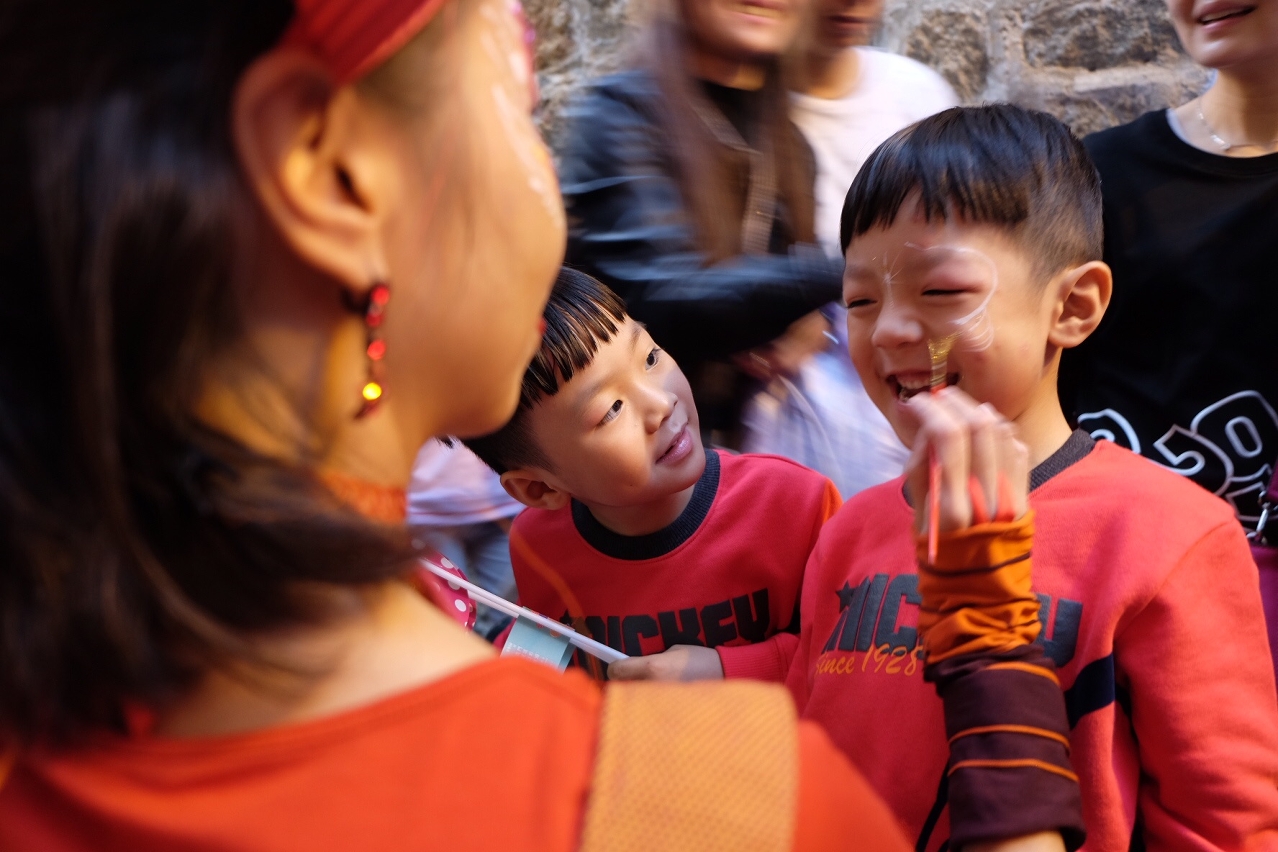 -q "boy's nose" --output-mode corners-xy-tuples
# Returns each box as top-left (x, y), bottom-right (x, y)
(869, 304), (925, 350)
(641, 382), (677, 433)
